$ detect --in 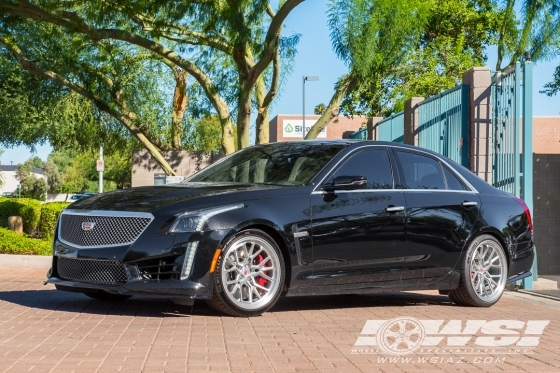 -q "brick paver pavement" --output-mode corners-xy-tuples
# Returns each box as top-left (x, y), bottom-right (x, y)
(0, 268), (559, 373)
